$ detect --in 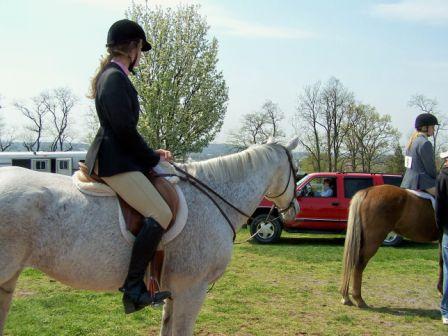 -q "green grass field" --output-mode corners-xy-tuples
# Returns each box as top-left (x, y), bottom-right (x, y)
(4, 231), (446, 335)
